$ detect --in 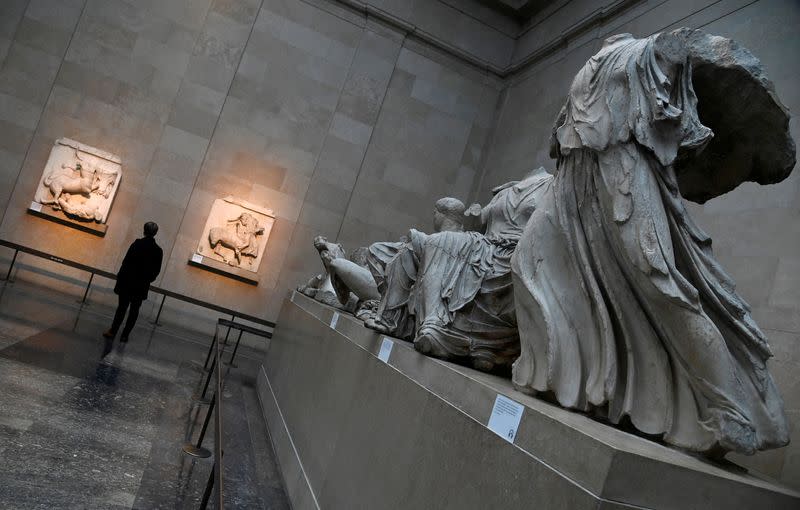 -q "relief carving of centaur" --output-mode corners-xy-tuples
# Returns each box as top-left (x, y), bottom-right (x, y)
(209, 212), (265, 267)
(32, 139), (122, 224)
(195, 197), (275, 276)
